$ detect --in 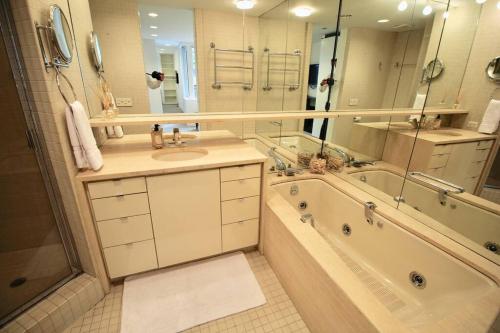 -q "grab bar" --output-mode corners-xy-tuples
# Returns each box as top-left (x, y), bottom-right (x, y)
(408, 172), (465, 193)
(210, 42), (254, 90)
